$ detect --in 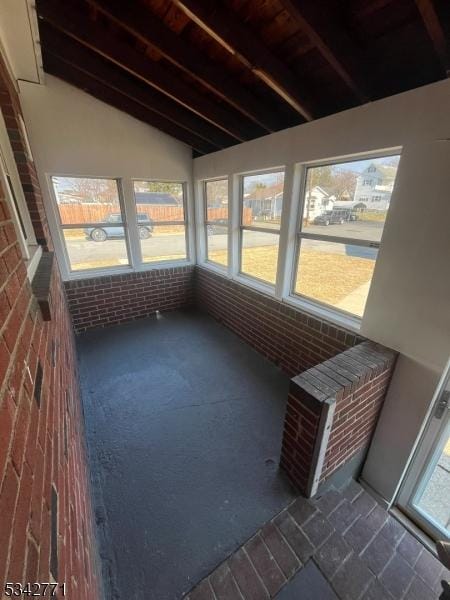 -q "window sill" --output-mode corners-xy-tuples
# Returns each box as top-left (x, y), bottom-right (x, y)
(233, 272), (276, 297)
(26, 244), (43, 282)
(284, 295), (362, 333)
(201, 260), (228, 276)
(197, 262), (276, 297)
(64, 259), (194, 281)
